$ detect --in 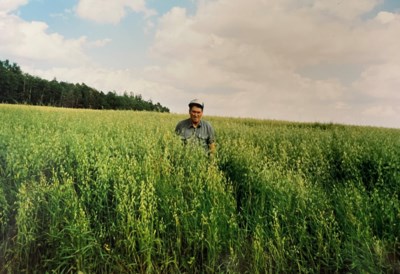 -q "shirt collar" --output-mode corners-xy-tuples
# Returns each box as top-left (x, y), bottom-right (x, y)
(187, 119), (202, 128)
